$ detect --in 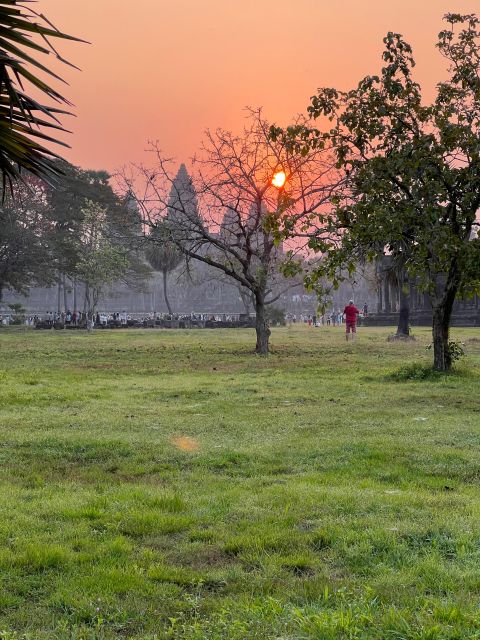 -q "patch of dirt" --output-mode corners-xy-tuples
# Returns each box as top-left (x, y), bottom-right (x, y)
(181, 545), (233, 569)
(387, 334), (416, 342)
